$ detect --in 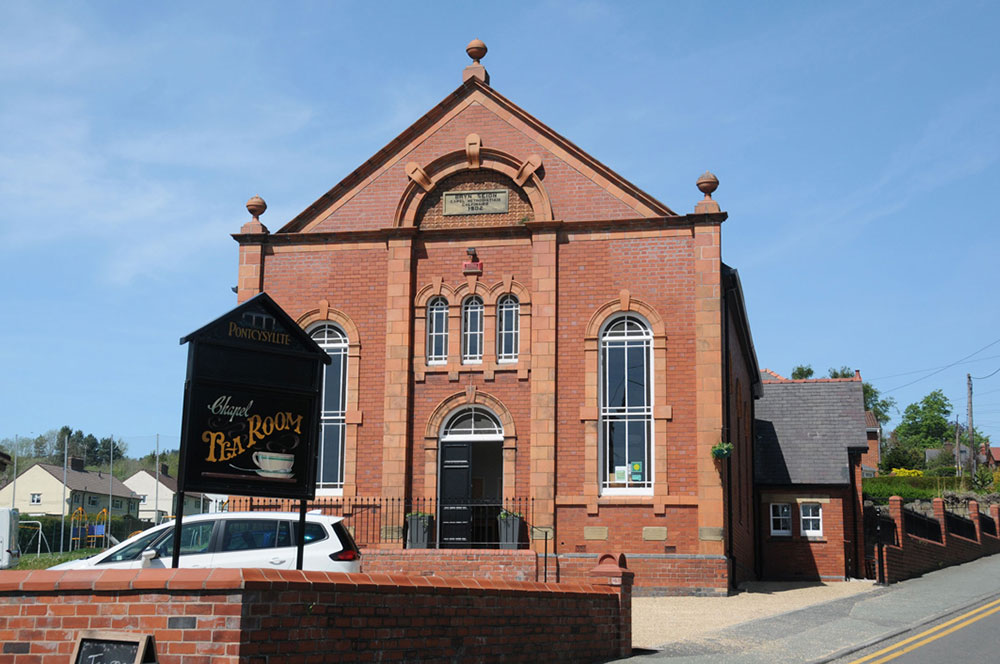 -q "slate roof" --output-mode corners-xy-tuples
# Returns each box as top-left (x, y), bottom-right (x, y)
(35, 463), (138, 499)
(755, 372), (867, 485)
(865, 411), (879, 430)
